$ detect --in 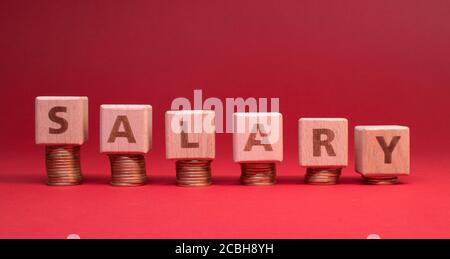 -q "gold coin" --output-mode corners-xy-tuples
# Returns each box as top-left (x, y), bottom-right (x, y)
(108, 154), (147, 187)
(304, 168), (341, 185)
(175, 160), (212, 187)
(45, 145), (83, 186)
(362, 176), (399, 185)
(240, 163), (276, 185)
